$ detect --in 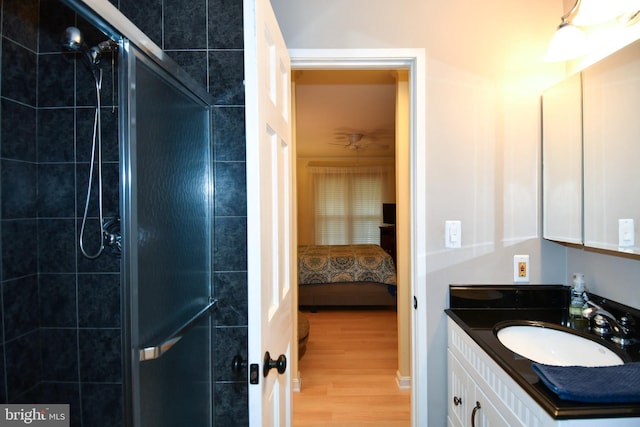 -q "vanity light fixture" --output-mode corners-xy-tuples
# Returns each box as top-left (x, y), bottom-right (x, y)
(572, 0), (628, 25)
(545, 0), (640, 62)
(545, 0), (589, 62)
